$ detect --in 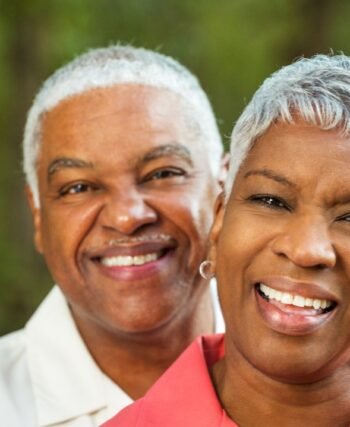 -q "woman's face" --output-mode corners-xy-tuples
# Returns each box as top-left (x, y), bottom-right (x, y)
(211, 119), (350, 382)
